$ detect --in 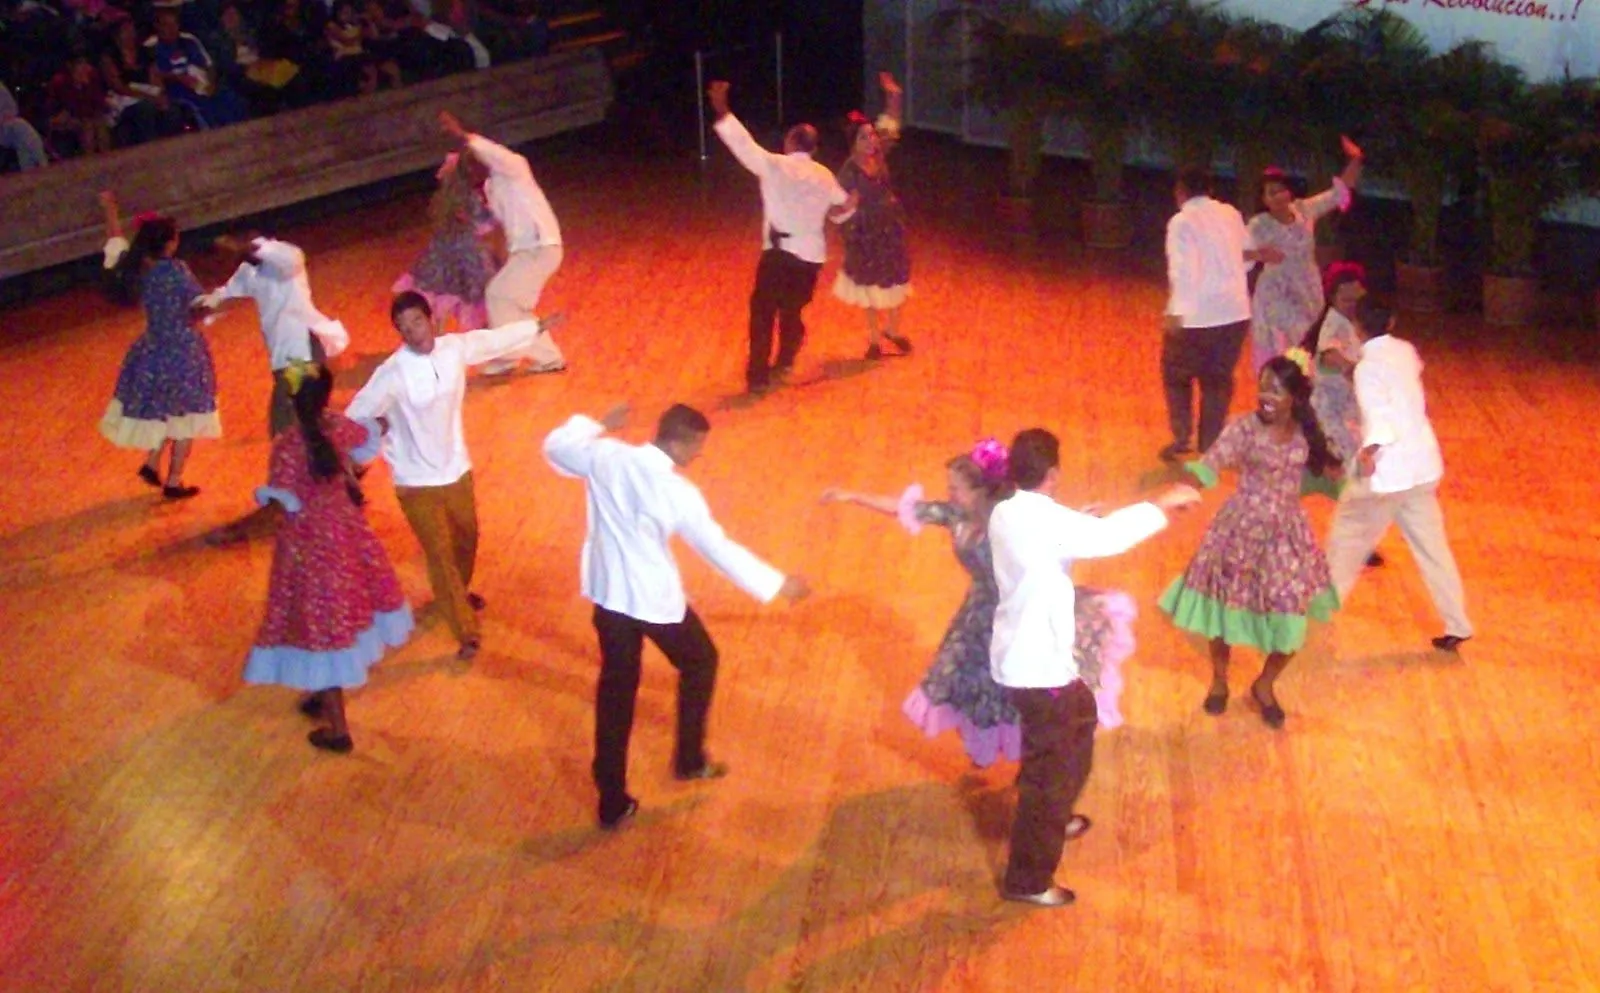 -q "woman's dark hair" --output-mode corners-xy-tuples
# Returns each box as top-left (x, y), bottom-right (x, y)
(1007, 428), (1060, 491)
(1299, 264), (1367, 351)
(1262, 356), (1337, 478)
(111, 215), (179, 302)
(946, 453), (1011, 508)
(292, 366), (365, 506)
(1258, 166), (1293, 211)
